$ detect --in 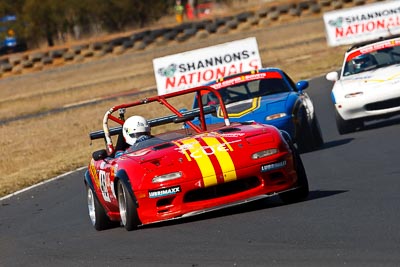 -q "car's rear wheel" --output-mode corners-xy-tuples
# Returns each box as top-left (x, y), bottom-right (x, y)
(335, 109), (363, 134)
(279, 148), (309, 204)
(117, 180), (141, 231)
(86, 185), (114, 231)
